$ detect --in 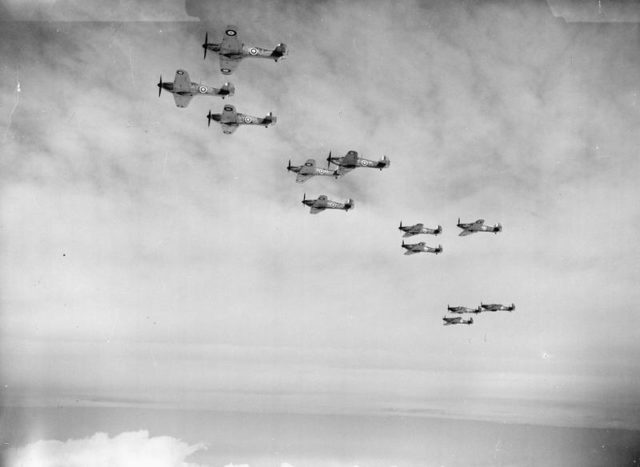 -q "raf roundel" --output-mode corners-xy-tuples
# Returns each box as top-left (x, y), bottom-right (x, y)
(199, 86), (207, 94)
(225, 29), (237, 36)
(221, 68), (231, 74)
(249, 47), (258, 55)
(244, 116), (252, 123)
